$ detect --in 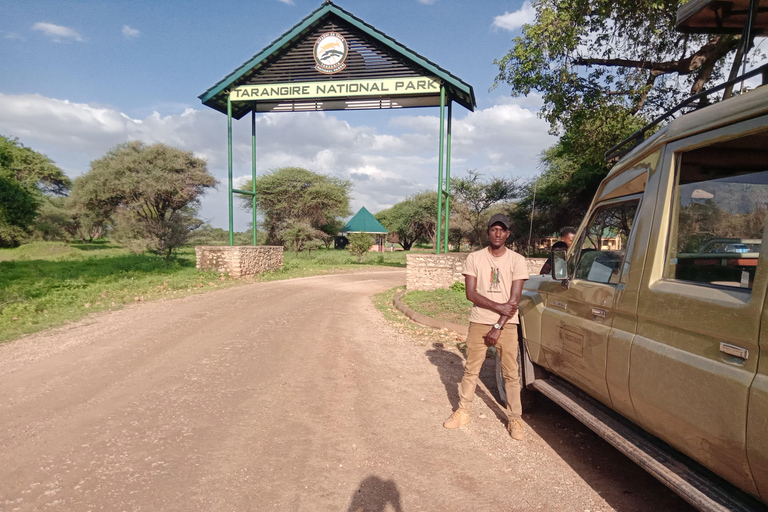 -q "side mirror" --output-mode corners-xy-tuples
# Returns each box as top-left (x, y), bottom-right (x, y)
(551, 249), (568, 281)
